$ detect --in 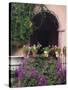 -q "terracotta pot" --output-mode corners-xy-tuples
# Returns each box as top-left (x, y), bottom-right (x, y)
(32, 52), (36, 57)
(44, 53), (48, 58)
(23, 51), (29, 57)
